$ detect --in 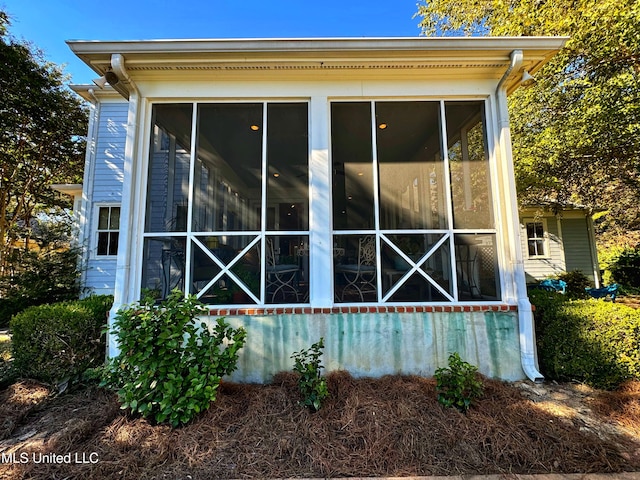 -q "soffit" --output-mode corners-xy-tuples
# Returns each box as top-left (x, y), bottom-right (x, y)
(67, 37), (568, 96)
